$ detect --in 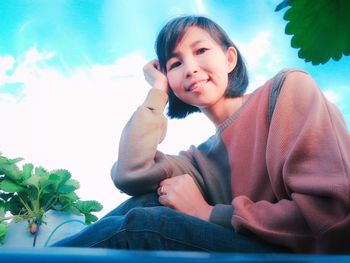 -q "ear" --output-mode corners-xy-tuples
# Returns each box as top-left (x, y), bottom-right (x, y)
(226, 47), (237, 73)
